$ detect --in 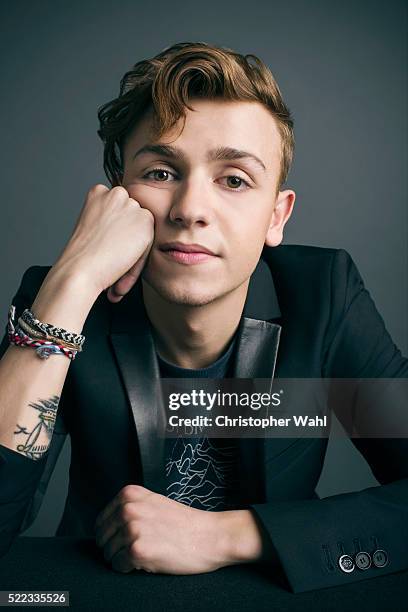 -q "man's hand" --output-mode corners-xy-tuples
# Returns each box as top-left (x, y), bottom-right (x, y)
(94, 485), (271, 575)
(55, 184), (154, 303)
(94, 484), (232, 574)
